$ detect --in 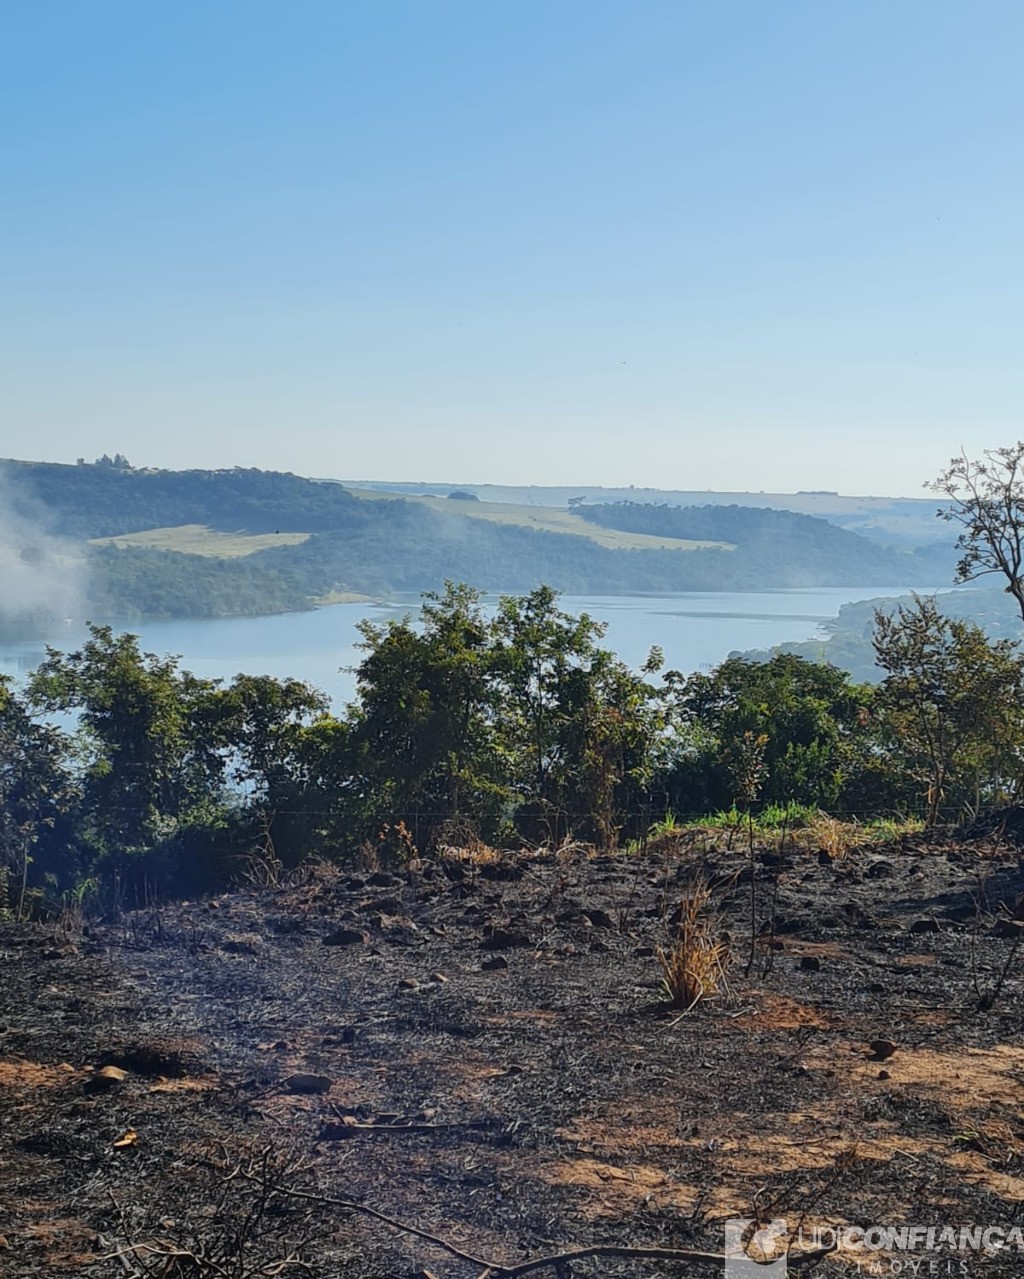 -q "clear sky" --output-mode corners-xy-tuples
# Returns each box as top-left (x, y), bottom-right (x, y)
(2, 1), (1022, 496)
